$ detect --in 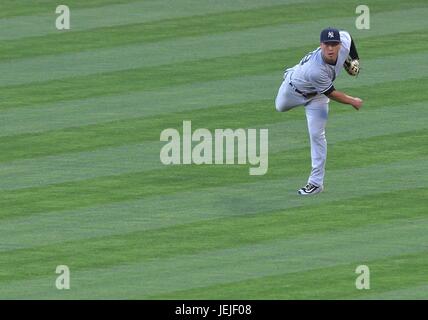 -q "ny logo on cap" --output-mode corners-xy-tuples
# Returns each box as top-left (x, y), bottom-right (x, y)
(328, 31), (334, 38)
